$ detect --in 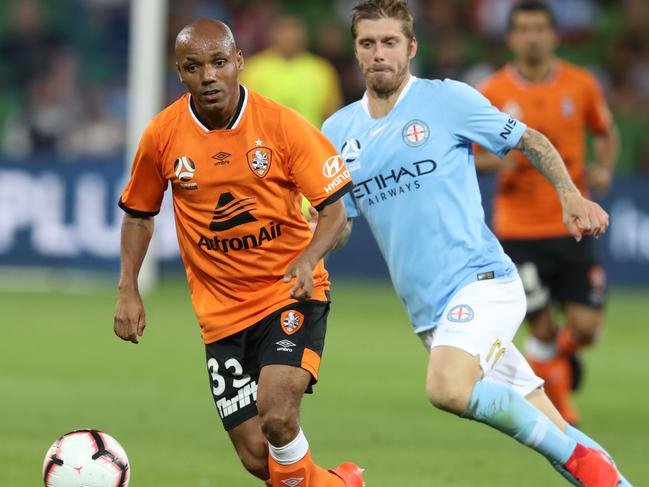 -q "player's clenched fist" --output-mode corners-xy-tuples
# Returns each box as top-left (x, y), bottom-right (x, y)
(561, 191), (609, 241)
(114, 291), (146, 344)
